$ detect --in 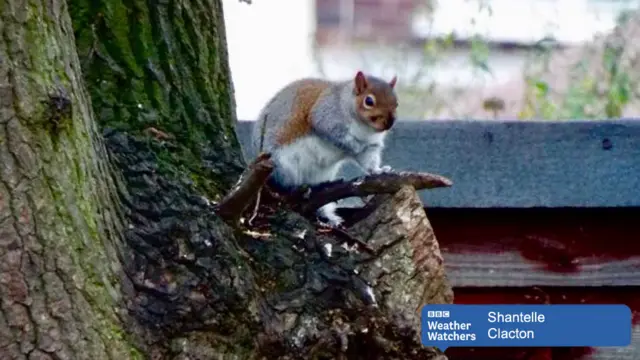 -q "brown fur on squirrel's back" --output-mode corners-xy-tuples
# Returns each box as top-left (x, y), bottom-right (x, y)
(276, 79), (333, 146)
(251, 78), (331, 154)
